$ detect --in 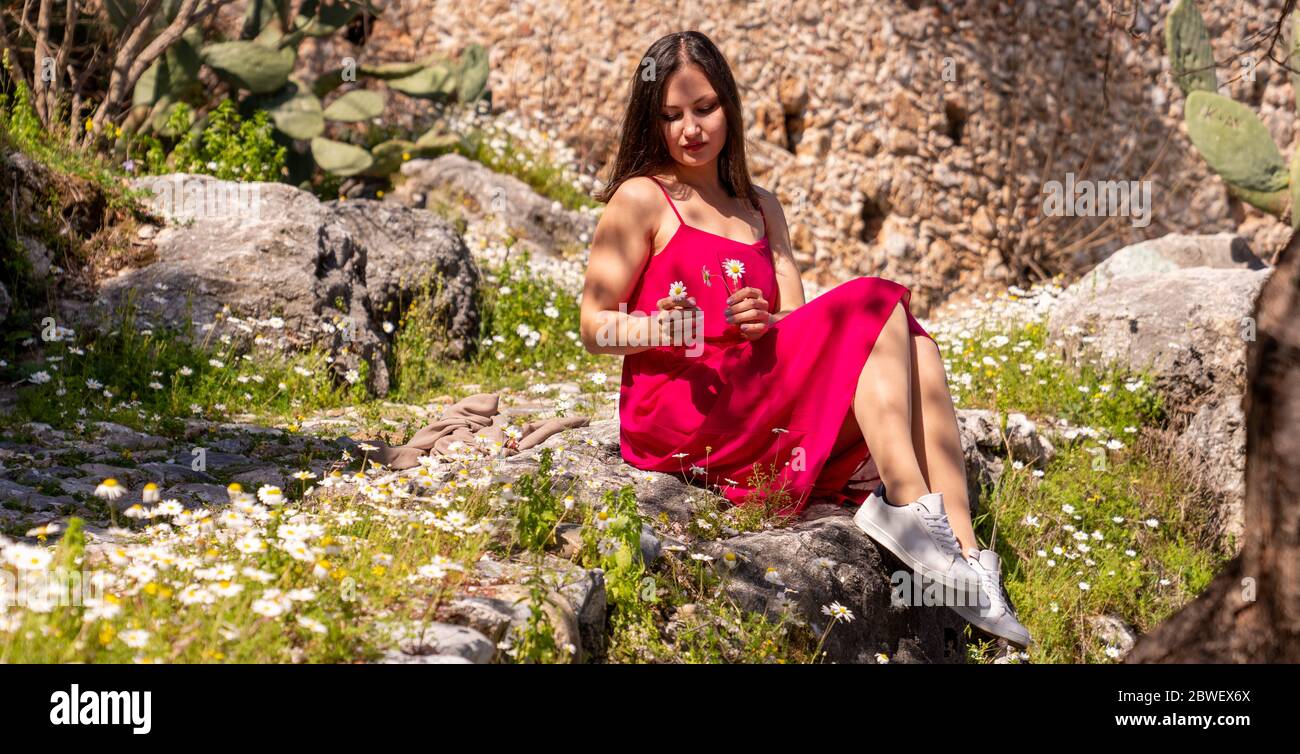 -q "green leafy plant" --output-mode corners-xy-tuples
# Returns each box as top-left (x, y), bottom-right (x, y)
(1167, 0), (1300, 226)
(514, 448), (565, 552)
(126, 0), (489, 186)
(139, 100), (286, 181)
